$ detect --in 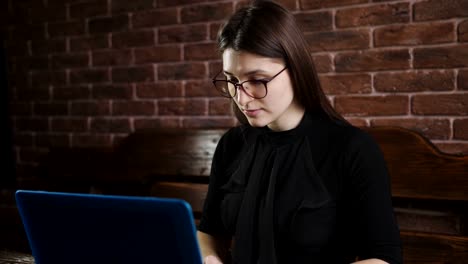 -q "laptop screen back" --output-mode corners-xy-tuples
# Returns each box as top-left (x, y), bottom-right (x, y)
(16, 190), (202, 264)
